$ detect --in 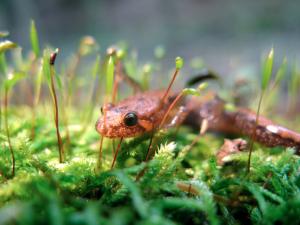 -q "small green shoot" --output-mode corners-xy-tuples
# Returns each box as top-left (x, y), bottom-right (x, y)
(30, 20), (40, 57)
(116, 49), (125, 60)
(247, 48), (274, 172)
(161, 56), (184, 104)
(182, 88), (200, 96)
(261, 48), (274, 91)
(175, 56), (184, 69)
